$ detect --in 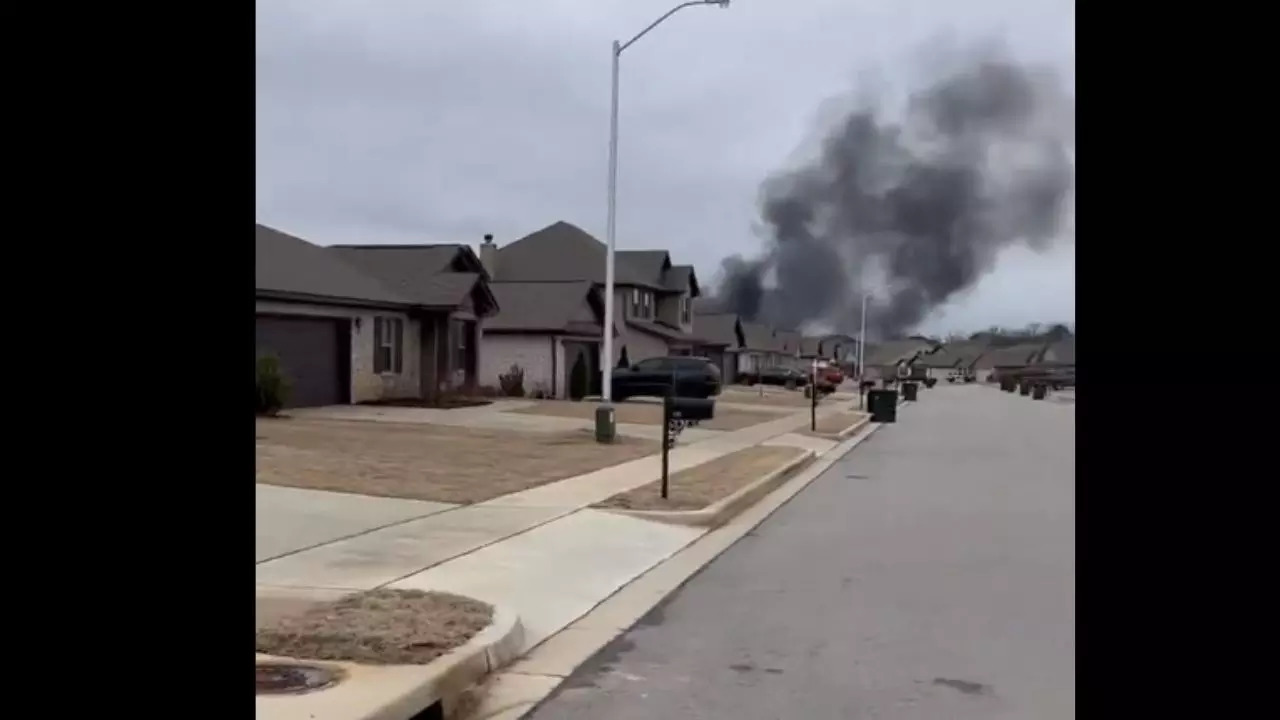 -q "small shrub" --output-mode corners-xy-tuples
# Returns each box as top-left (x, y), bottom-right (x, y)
(498, 364), (526, 397)
(529, 382), (551, 400)
(256, 353), (290, 415)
